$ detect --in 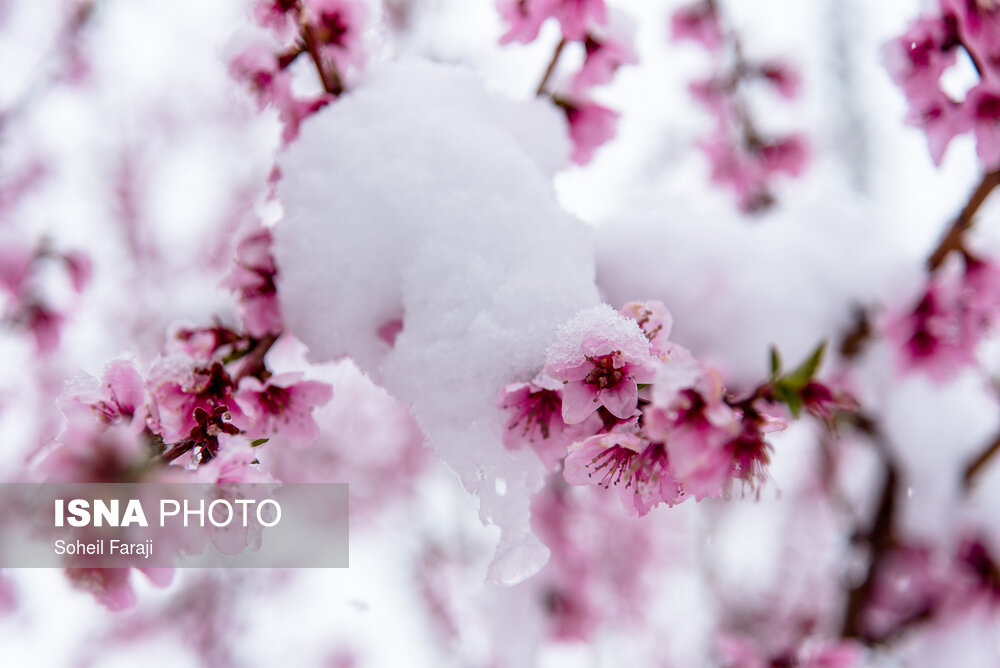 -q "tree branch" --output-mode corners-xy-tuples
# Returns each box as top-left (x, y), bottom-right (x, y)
(963, 430), (1000, 491)
(840, 415), (899, 641)
(536, 38), (566, 97)
(927, 169), (1000, 271)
